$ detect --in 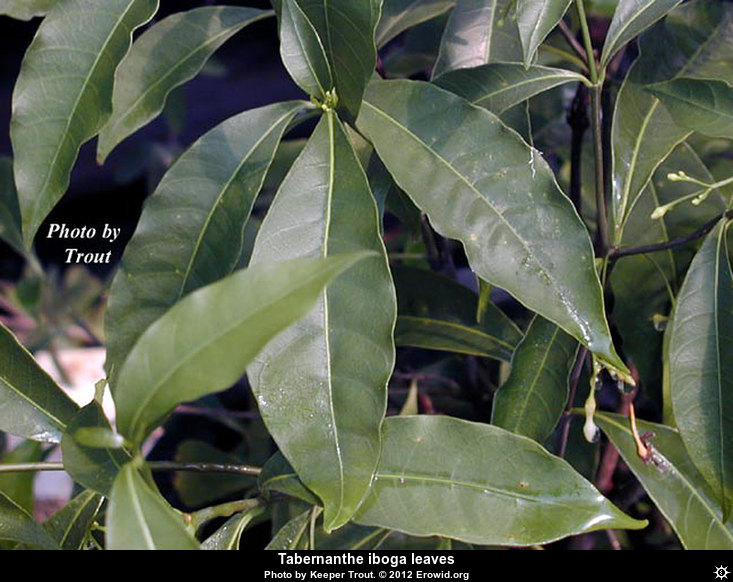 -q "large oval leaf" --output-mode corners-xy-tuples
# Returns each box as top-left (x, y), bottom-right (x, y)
(515, 0), (572, 67)
(0, 322), (78, 443)
(247, 112), (396, 531)
(669, 220), (733, 520)
(376, 0), (455, 48)
(113, 252), (371, 445)
(611, 0), (733, 243)
(492, 316), (578, 443)
(0, 491), (58, 549)
(357, 79), (627, 377)
(97, 6), (271, 162)
(432, 0), (523, 78)
(104, 101), (307, 382)
(393, 264), (522, 361)
(595, 412), (733, 549)
(435, 63), (587, 115)
(277, 0), (380, 120)
(107, 462), (199, 550)
(600, 0), (683, 69)
(354, 415), (646, 545)
(10, 0), (159, 246)
(647, 78), (733, 141)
